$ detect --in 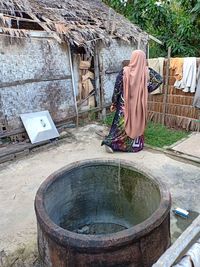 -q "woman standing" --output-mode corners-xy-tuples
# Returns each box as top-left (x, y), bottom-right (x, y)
(102, 50), (162, 153)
